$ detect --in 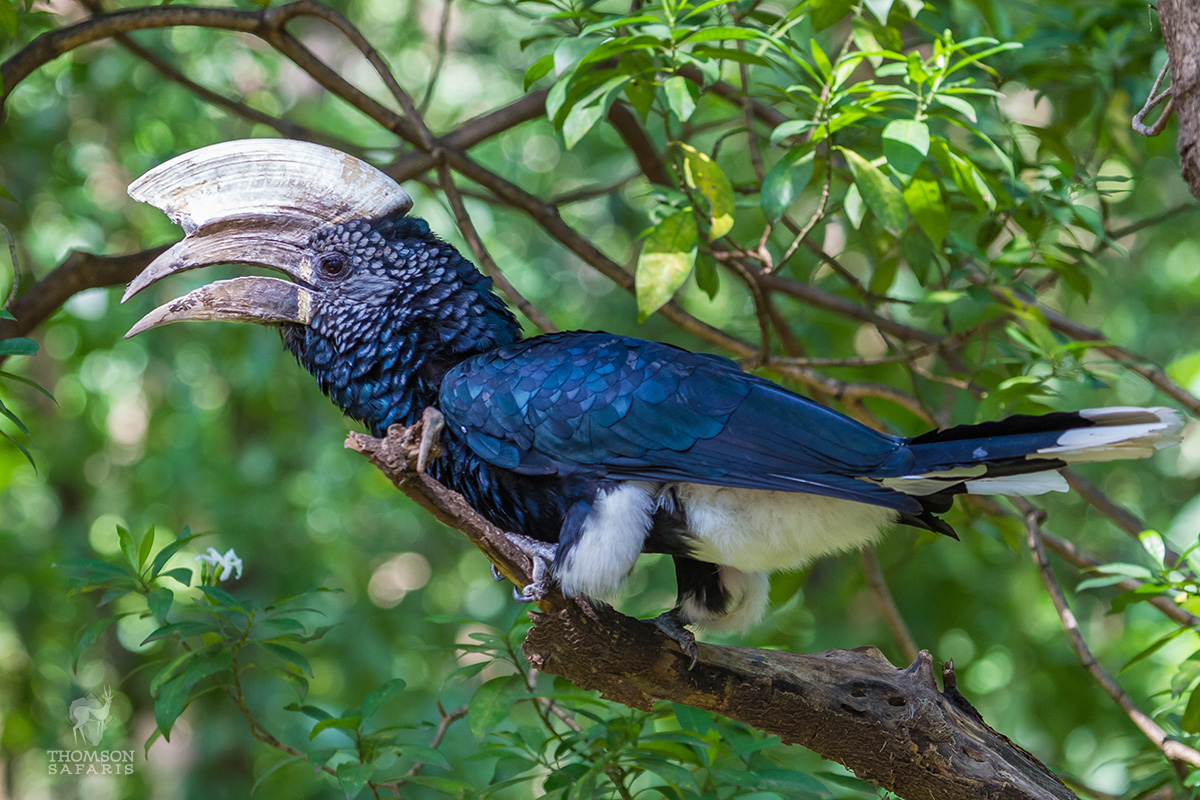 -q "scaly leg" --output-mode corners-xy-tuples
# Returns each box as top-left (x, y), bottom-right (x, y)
(650, 608), (700, 669)
(501, 531), (558, 603)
